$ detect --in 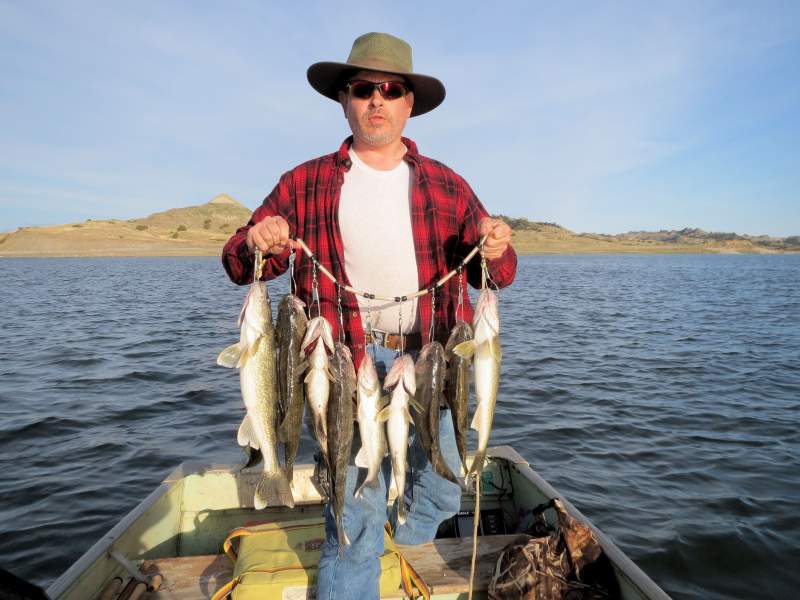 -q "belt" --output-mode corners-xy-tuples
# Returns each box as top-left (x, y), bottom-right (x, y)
(366, 329), (423, 351)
